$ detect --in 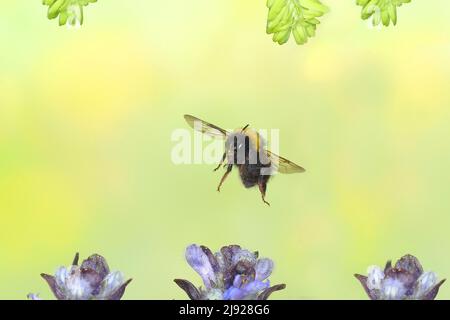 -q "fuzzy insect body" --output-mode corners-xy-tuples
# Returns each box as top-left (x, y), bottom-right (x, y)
(184, 115), (305, 205)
